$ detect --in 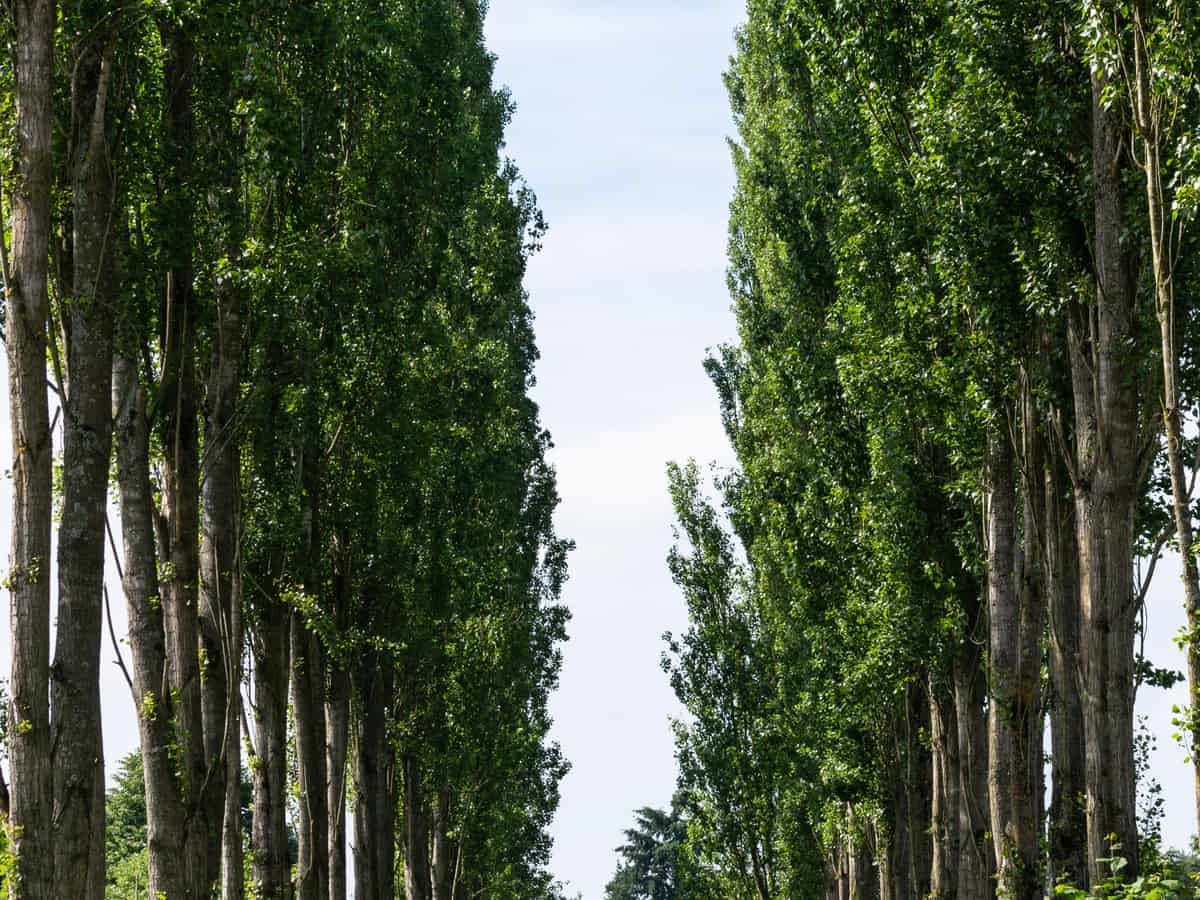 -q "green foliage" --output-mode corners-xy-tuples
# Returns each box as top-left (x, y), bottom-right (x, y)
(1054, 848), (1200, 899)
(604, 800), (689, 900)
